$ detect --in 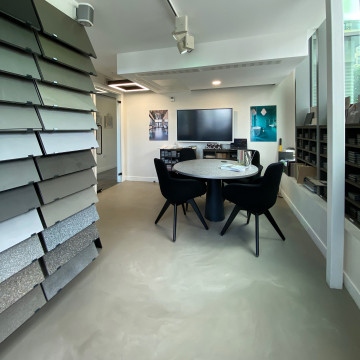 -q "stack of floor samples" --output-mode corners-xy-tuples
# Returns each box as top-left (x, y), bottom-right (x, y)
(347, 150), (360, 164)
(0, 0), (101, 343)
